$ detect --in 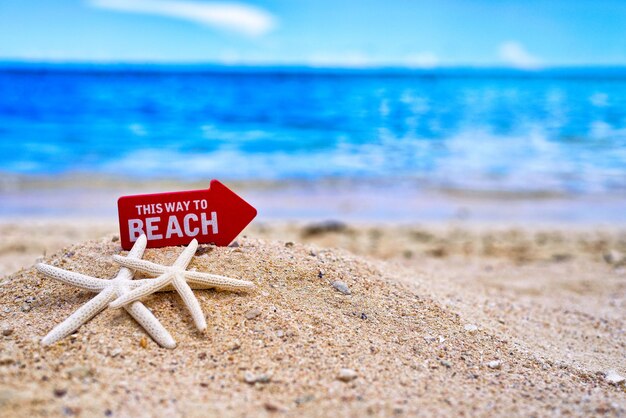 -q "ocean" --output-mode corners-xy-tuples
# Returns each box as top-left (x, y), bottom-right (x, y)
(1, 65), (625, 195)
